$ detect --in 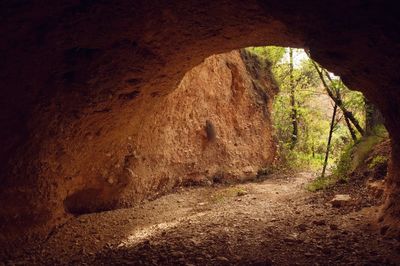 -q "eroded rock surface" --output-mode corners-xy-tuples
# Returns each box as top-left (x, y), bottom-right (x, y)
(6, 172), (399, 265)
(109, 50), (278, 210)
(0, 48), (277, 252)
